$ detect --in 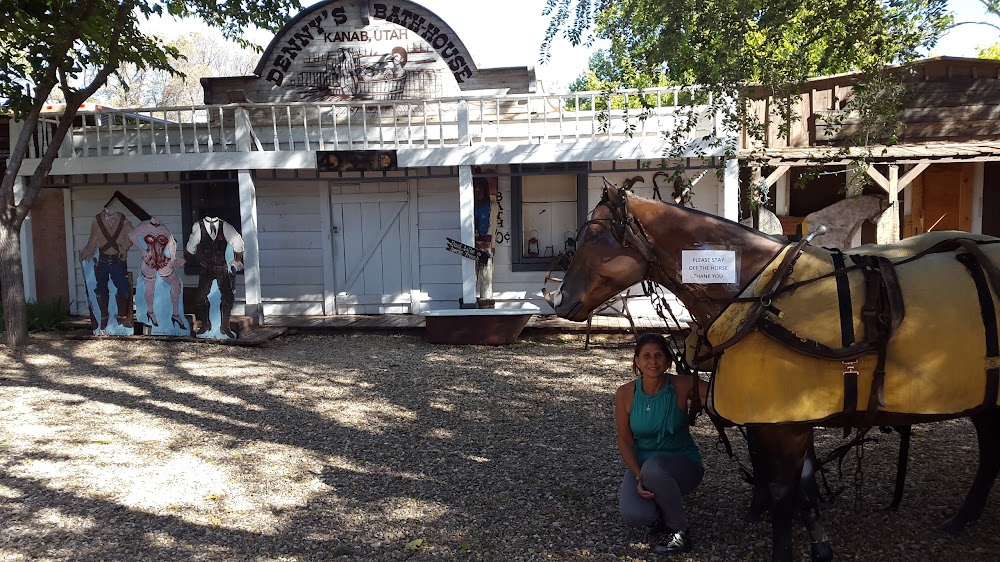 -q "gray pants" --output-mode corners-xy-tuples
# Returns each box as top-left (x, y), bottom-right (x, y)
(619, 455), (704, 531)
